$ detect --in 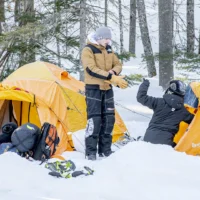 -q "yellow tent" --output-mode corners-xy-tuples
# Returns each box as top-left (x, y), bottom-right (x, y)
(0, 61), (128, 156)
(174, 82), (200, 156)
